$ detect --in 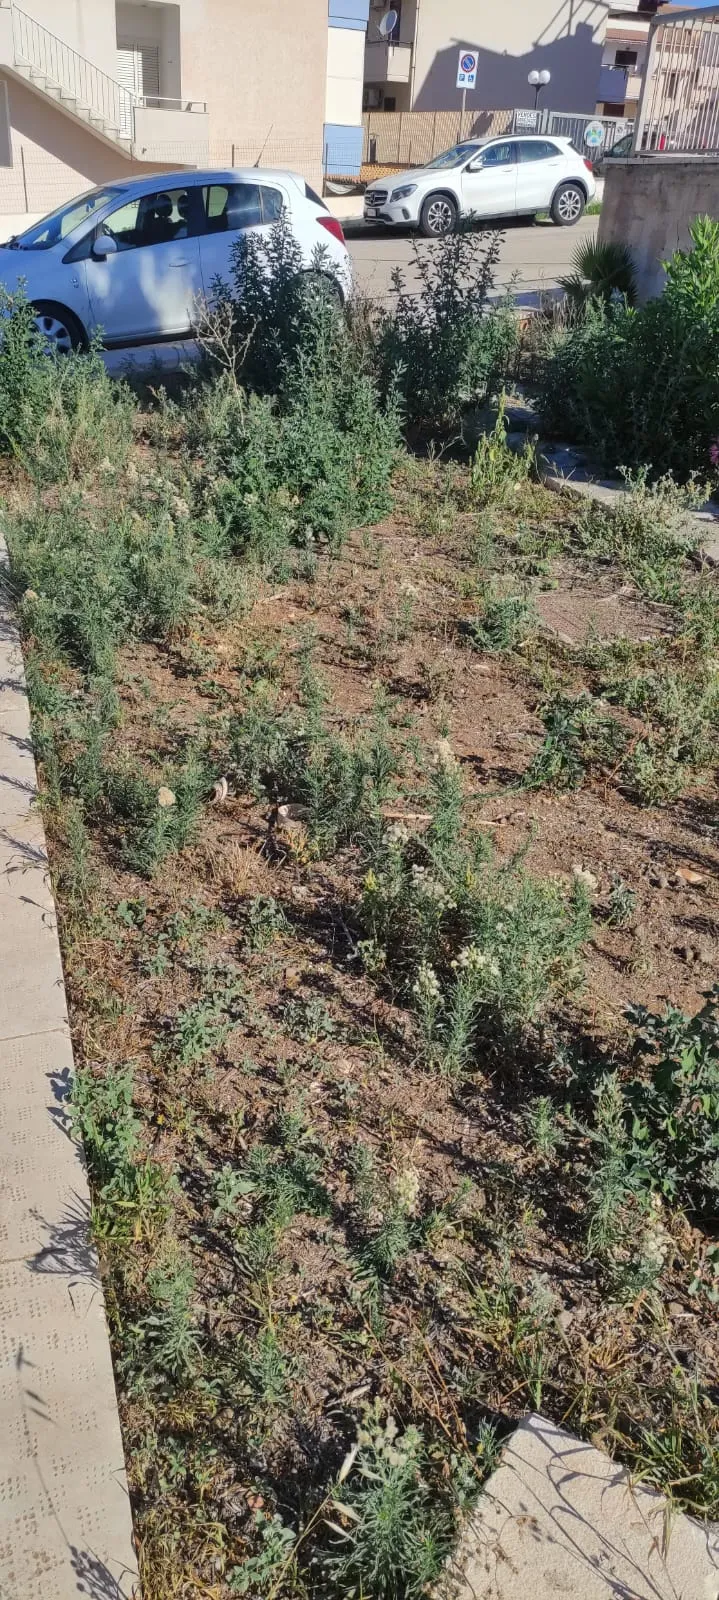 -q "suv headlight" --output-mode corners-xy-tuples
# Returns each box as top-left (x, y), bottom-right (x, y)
(390, 183), (417, 202)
